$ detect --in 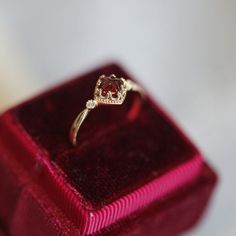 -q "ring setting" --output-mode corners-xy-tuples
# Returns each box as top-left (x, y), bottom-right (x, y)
(94, 74), (127, 105)
(70, 74), (143, 146)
